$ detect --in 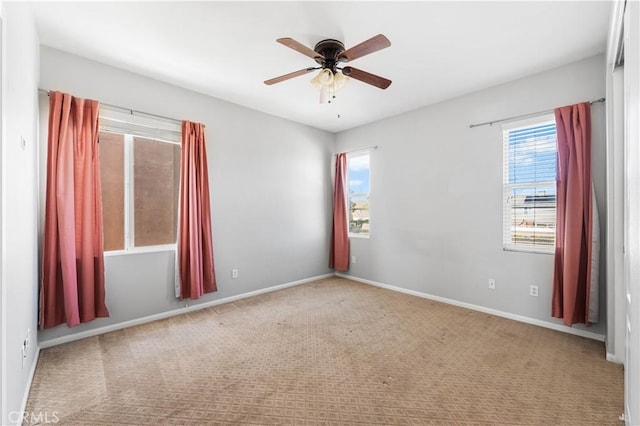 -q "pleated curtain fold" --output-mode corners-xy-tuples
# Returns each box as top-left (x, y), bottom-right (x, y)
(41, 91), (109, 328)
(552, 102), (594, 326)
(176, 121), (216, 299)
(330, 153), (349, 271)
